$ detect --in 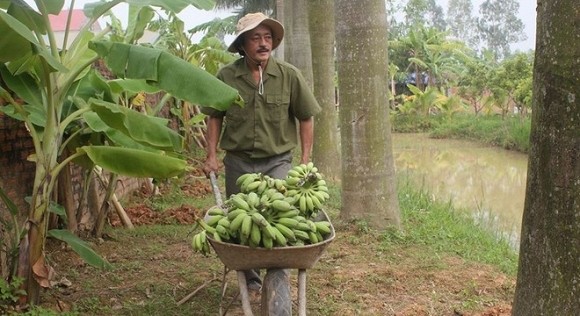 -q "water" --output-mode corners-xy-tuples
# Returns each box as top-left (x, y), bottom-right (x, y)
(392, 133), (528, 247)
